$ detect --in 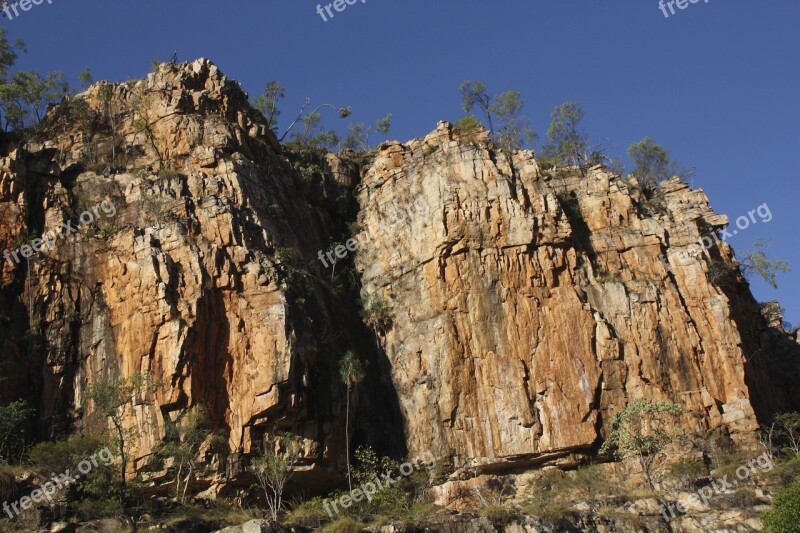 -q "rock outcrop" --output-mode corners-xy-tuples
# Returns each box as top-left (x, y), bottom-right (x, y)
(0, 59), (797, 503)
(354, 121), (800, 470)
